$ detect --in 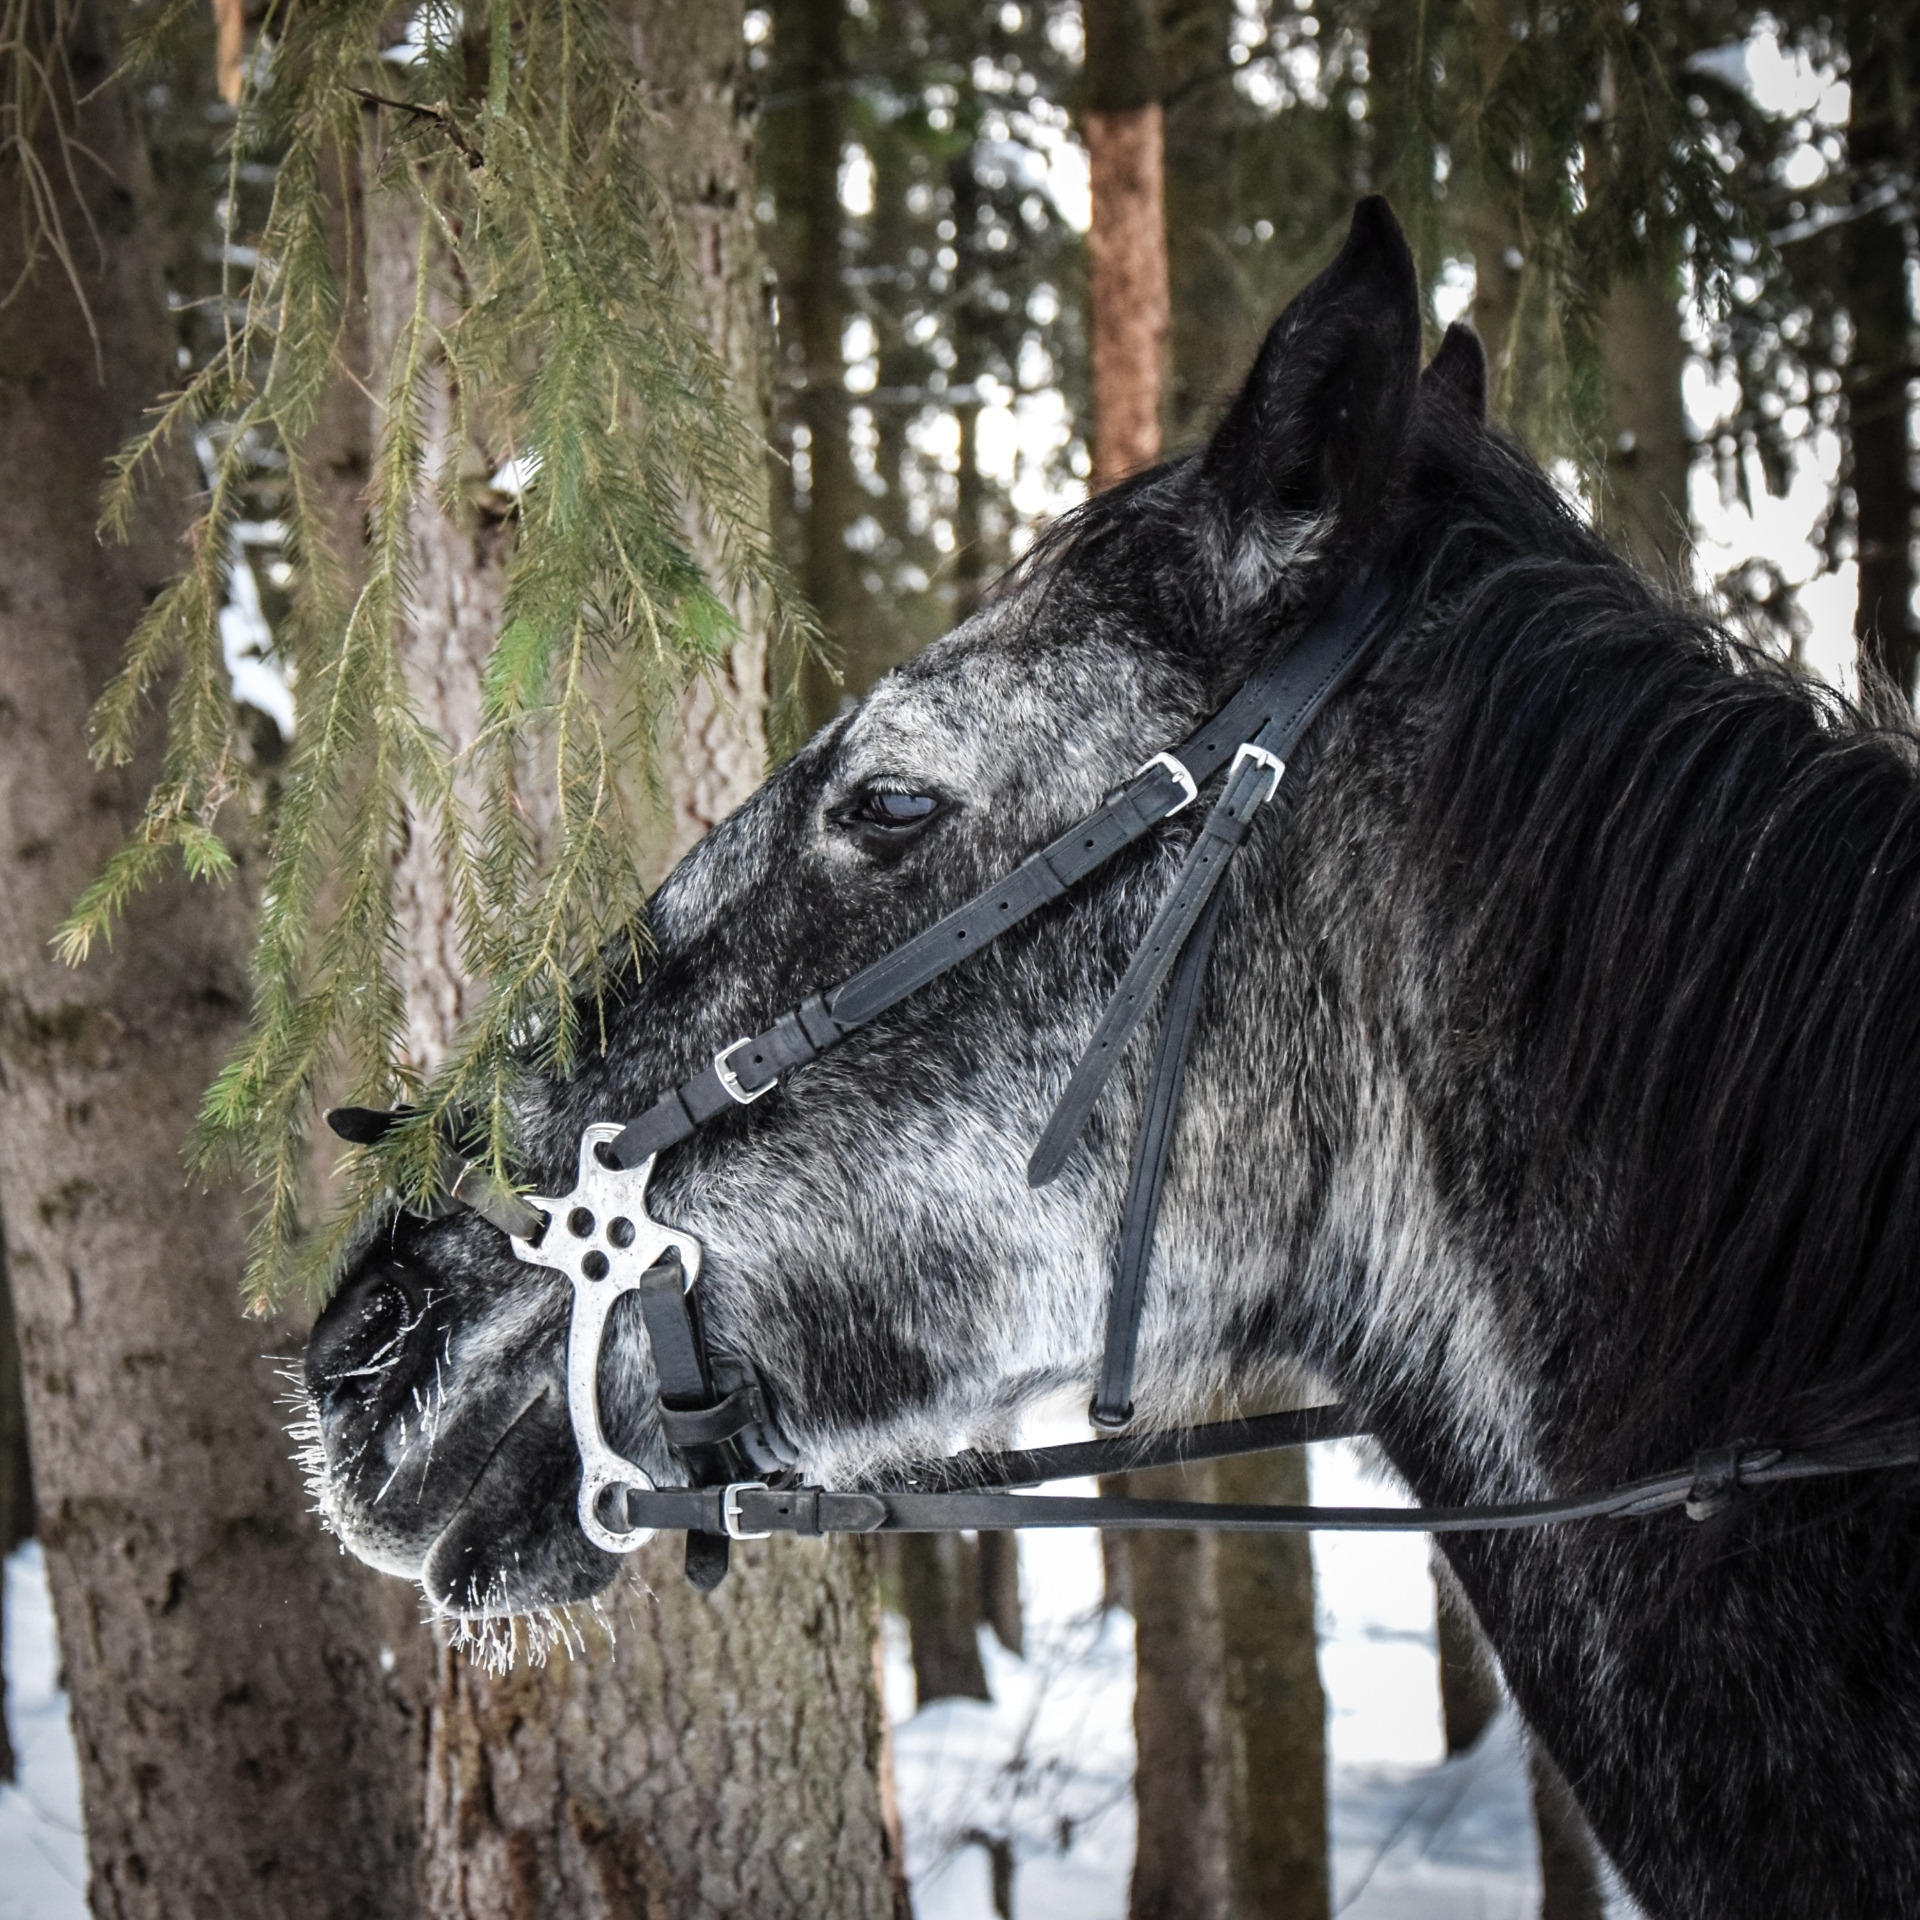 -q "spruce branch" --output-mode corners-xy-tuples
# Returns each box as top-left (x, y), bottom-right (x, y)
(63, 0), (801, 1308)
